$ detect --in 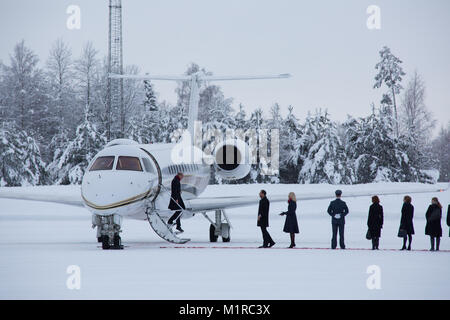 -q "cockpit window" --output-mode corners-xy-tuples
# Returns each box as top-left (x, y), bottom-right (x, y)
(142, 158), (155, 173)
(116, 156), (143, 171)
(90, 156), (115, 171)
